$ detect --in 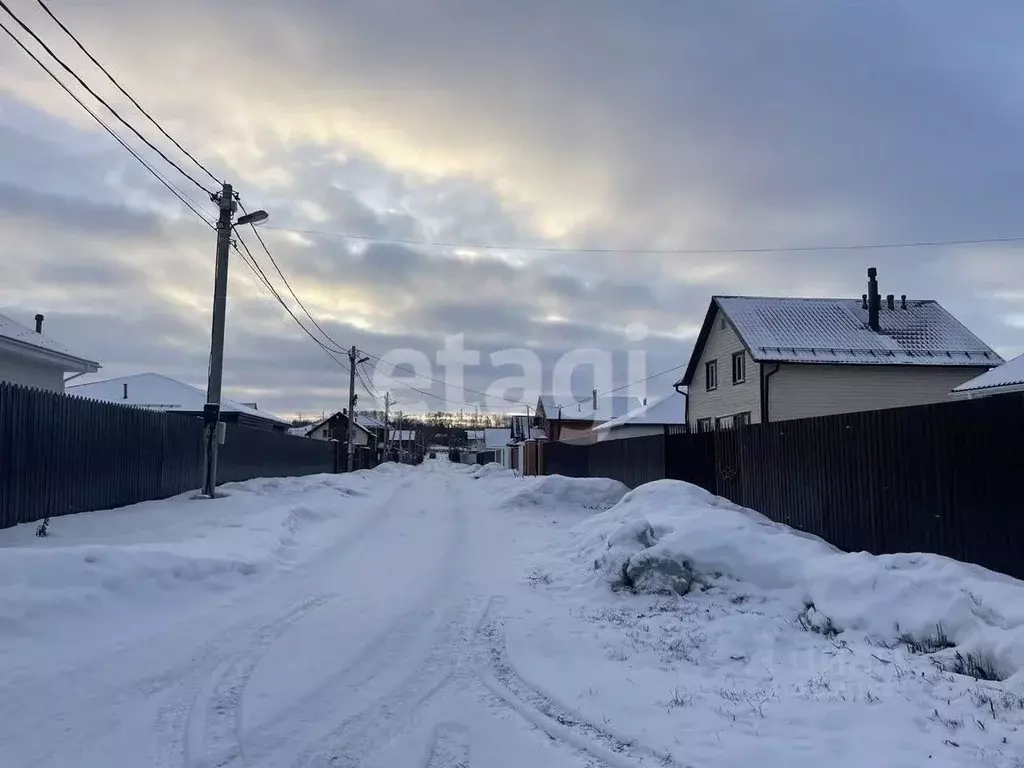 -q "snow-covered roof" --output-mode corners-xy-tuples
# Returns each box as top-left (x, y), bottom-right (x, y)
(0, 312), (99, 373)
(465, 429), (486, 441)
(719, 297), (1000, 366)
(356, 414), (385, 429)
(68, 373), (289, 426)
(287, 426), (310, 437)
(303, 412), (374, 437)
(951, 353), (1024, 397)
(679, 296), (1001, 386)
(592, 392), (686, 432)
(554, 396), (644, 423)
(483, 428), (512, 449)
(389, 429), (416, 442)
